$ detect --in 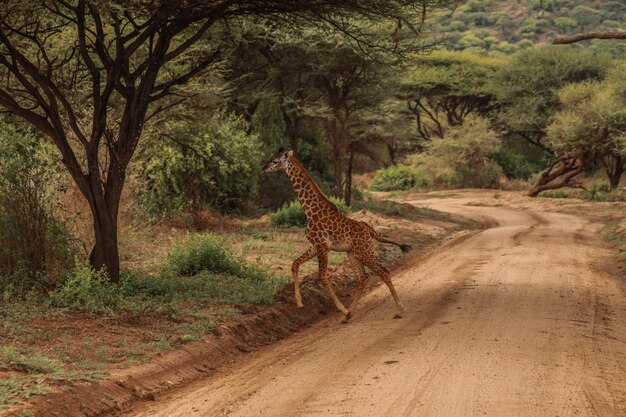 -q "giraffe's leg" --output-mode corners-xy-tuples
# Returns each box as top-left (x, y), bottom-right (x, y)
(359, 254), (404, 315)
(347, 252), (368, 319)
(316, 247), (349, 319)
(291, 246), (317, 308)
